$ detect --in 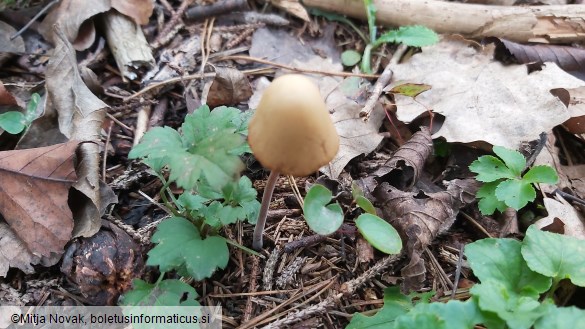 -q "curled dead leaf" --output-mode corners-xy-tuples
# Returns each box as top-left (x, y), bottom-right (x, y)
(373, 179), (479, 292)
